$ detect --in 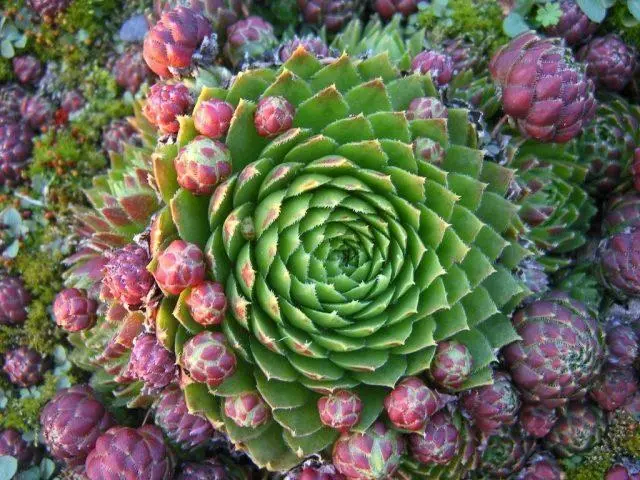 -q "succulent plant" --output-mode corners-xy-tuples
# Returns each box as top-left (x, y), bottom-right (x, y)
(478, 426), (535, 479)
(154, 384), (215, 449)
(0, 121), (33, 186)
(173, 137), (233, 195)
(224, 16), (277, 67)
(3, 346), (47, 387)
(119, 333), (178, 392)
(0, 428), (34, 467)
(102, 243), (155, 308)
(224, 391), (271, 427)
(448, 73), (501, 119)
(503, 291), (604, 408)
(605, 324), (639, 367)
(599, 229), (640, 298)
(409, 410), (459, 465)
(460, 371), (520, 434)
(176, 459), (229, 480)
(12, 55), (42, 85)
(317, 389), (362, 432)
(574, 97), (640, 196)
(399, 410), (478, 479)
(373, 0), (418, 19)
(332, 421), (404, 479)
(507, 141), (596, 269)
(606, 464), (640, 480)
(113, 46), (154, 94)
(85, 425), (174, 480)
(428, 341), (472, 391)
(278, 36), (329, 63)
(53, 288), (98, 332)
(185, 280), (227, 326)
(554, 263), (603, 315)
(254, 95), (295, 137)
(579, 35), (637, 92)
(519, 404), (558, 438)
(518, 453), (565, 480)
(384, 376), (447, 432)
(144, 48), (528, 470)
(543, 401), (606, 458)
(27, 0), (70, 19)
(406, 97), (448, 121)
(0, 275), (30, 325)
(0, 85), (26, 126)
(589, 364), (638, 411)
(144, 82), (193, 135)
(490, 32), (596, 143)
(102, 119), (140, 155)
(411, 51), (454, 88)
(20, 95), (54, 132)
(193, 99), (235, 139)
(40, 385), (114, 465)
(297, 0), (364, 31)
(144, 6), (214, 78)
(544, 0), (598, 46)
